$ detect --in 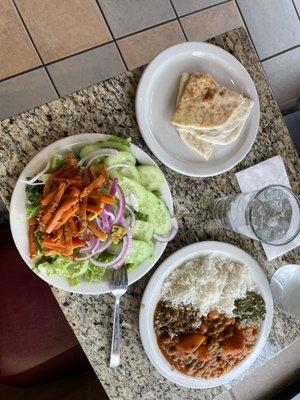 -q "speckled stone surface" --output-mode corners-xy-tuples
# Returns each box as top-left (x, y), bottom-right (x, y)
(0, 28), (299, 399)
